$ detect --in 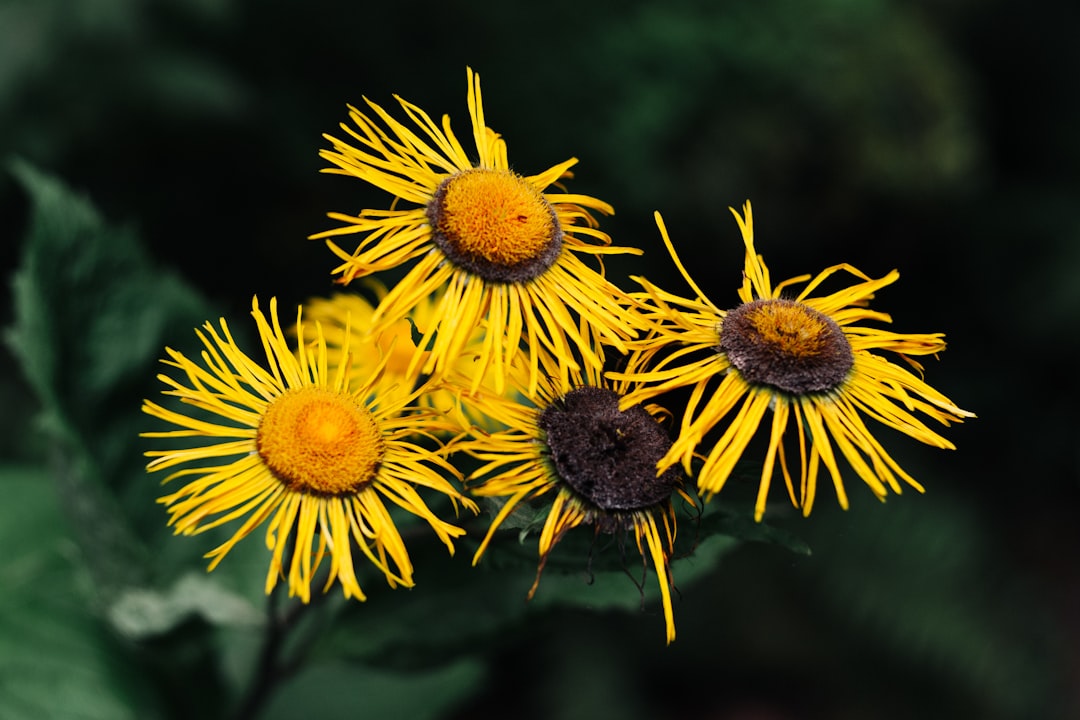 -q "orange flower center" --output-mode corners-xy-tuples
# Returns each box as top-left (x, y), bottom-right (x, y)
(745, 301), (833, 357)
(720, 299), (853, 394)
(427, 168), (562, 282)
(257, 387), (385, 495)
